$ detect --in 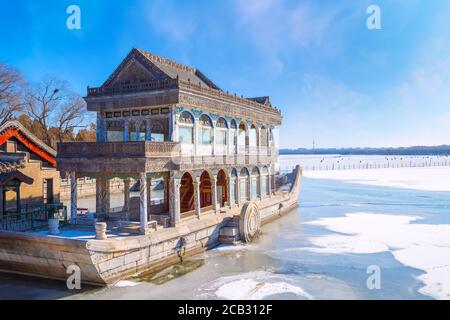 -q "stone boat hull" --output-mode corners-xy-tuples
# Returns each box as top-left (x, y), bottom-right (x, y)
(0, 166), (302, 286)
